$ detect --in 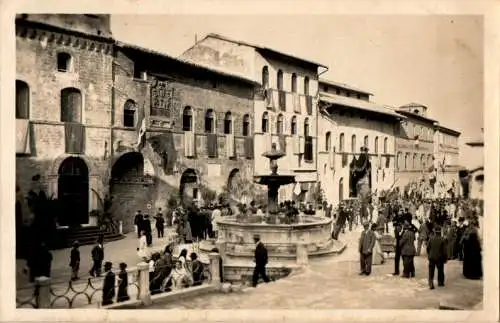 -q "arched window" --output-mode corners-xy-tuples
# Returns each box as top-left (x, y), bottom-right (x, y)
(374, 137), (379, 154)
(421, 154), (425, 168)
(262, 112), (269, 133)
(364, 135), (369, 149)
(304, 118), (310, 136)
(304, 76), (310, 95)
(339, 177), (344, 202)
(16, 80), (29, 119)
(242, 114), (250, 136)
(428, 154), (433, 168)
(396, 152), (400, 170)
(57, 52), (72, 72)
(277, 114), (284, 134)
(205, 109), (215, 133)
(383, 137), (388, 154)
(291, 73), (297, 93)
(224, 112), (232, 134)
(413, 153), (418, 169)
(262, 66), (269, 89)
(413, 124), (418, 138)
(339, 133), (345, 152)
(123, 99), (136, 127)
(351, 135), (356, 153)
(291, 116), (297, 135)
(325, 132), (331, 151)
(277, 70), (284, 90)
(60, 87), (82, 123)
(404, 153), (409, 169)
(182, 106), (193, 131)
